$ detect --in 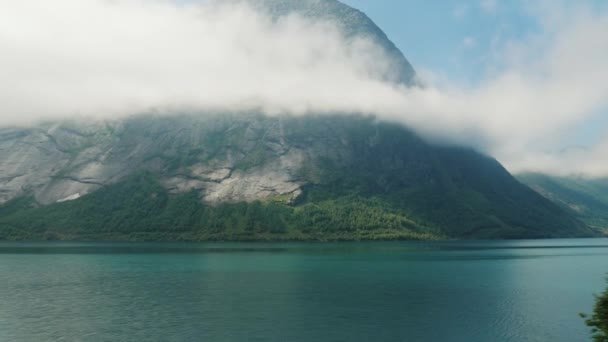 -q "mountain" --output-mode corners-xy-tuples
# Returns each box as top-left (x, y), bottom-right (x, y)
(0, 114), (595, 241)
(518, 173), (608, 234)
(0, 0), (596, 241)
(249, 0), (417, 85)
